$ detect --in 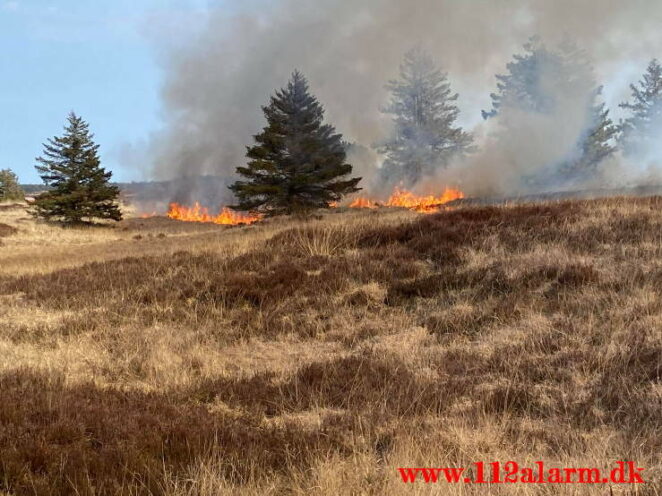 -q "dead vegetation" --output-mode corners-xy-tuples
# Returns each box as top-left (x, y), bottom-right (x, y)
(0, 197), (660, 495)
